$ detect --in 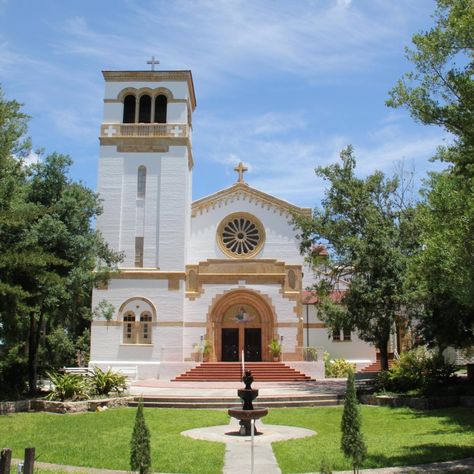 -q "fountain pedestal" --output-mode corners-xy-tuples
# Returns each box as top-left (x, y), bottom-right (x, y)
(228, 370), (268, 435)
